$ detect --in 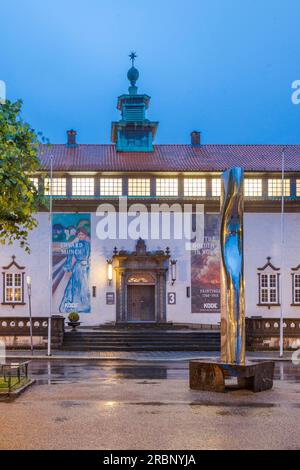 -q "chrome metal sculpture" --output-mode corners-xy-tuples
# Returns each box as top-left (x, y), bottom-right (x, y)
(220, 167), (245, 365)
